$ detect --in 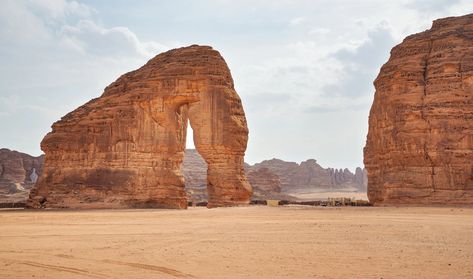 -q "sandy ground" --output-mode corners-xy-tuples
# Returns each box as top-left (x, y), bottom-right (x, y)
(290, 191), (368, 201)
(0, 206), (472, 279)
